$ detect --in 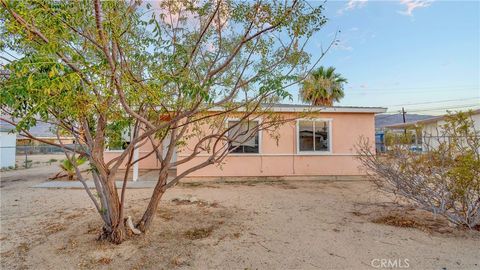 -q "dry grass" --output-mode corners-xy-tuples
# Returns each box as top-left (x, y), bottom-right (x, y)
(373, 215), (428, 229)
(170, 255), (189, 267)
(218, 179), (298, 189)
(97, 257), (112, 265)
(157, 208), (175, 220)
(183, 226), (215, 240)
(44, 223), (67, 235)
(370, 212), (480, 235)
(178, 182), (204, 188)
(353, 201), (456, 234)
(17, 243), (30, 253)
